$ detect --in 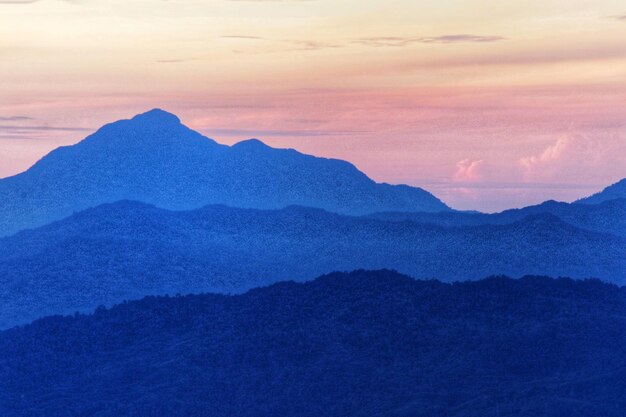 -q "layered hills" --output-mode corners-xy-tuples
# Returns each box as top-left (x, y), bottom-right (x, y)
(0, 201), (623, 328)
